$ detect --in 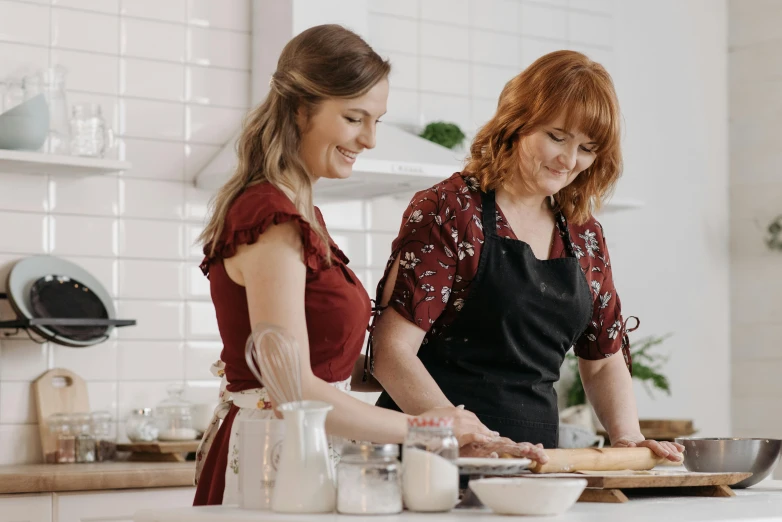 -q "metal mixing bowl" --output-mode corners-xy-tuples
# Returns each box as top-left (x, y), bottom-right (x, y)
(675, 437), (782, 488)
